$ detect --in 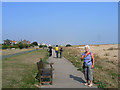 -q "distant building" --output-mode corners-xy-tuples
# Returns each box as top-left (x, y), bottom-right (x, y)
(21, 40), (30, 44)
(38, 43), (41, 46)
(13, 40), (16, 44)
(40, 43), (45, 46)
(38, 42), (46, 46)
(15, 41), (19, 44)
(27, 41), (30, 44)
(3, 39), (30, 45)
(38, 42), (48, 48)
(4, 39), (12, 45)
